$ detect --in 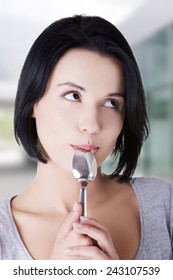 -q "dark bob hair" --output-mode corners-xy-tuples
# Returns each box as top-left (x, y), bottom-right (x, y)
(14, 15), (149, 182)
